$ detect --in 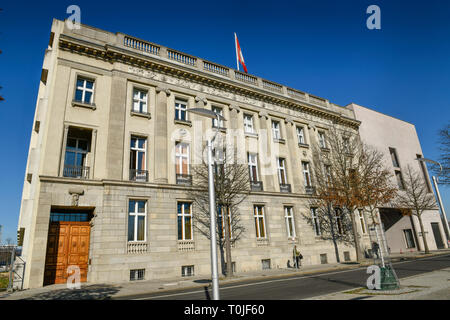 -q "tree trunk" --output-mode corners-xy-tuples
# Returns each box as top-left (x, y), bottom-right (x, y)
(349, 208), (362, 262)
(328, 204), (340, 263)
(224, 207), (233, 277)
(417, 214), (430, 254)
